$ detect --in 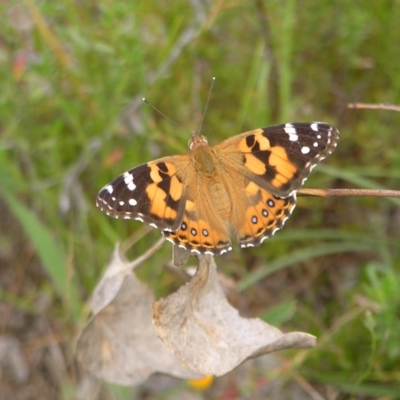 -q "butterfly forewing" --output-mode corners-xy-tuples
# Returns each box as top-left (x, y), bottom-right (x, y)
(217, 122), (339, 197)
(96, 158), (189, 231)
(268, 122), (339, 192)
